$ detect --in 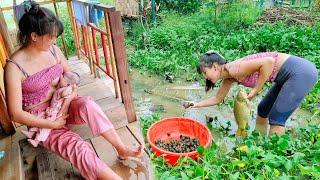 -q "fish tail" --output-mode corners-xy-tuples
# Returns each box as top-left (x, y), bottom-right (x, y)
(236, 129), (247, 137)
